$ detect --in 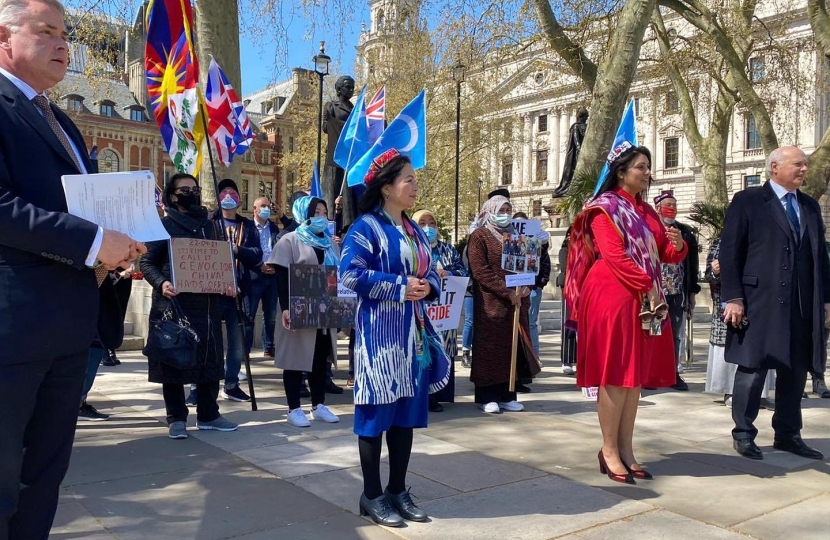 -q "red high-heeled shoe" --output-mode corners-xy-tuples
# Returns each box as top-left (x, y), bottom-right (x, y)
(598, 451), (635, 484)
(624, 462), (654, 480)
